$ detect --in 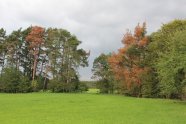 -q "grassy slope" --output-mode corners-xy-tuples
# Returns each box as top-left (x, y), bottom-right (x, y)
(0, 93), (185, 124)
